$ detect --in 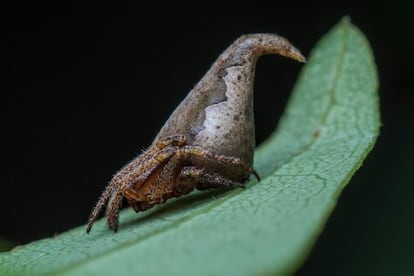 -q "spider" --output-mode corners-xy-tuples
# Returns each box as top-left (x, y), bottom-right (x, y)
(86, 135), (259, 233)
(86, 33), (304, 233)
